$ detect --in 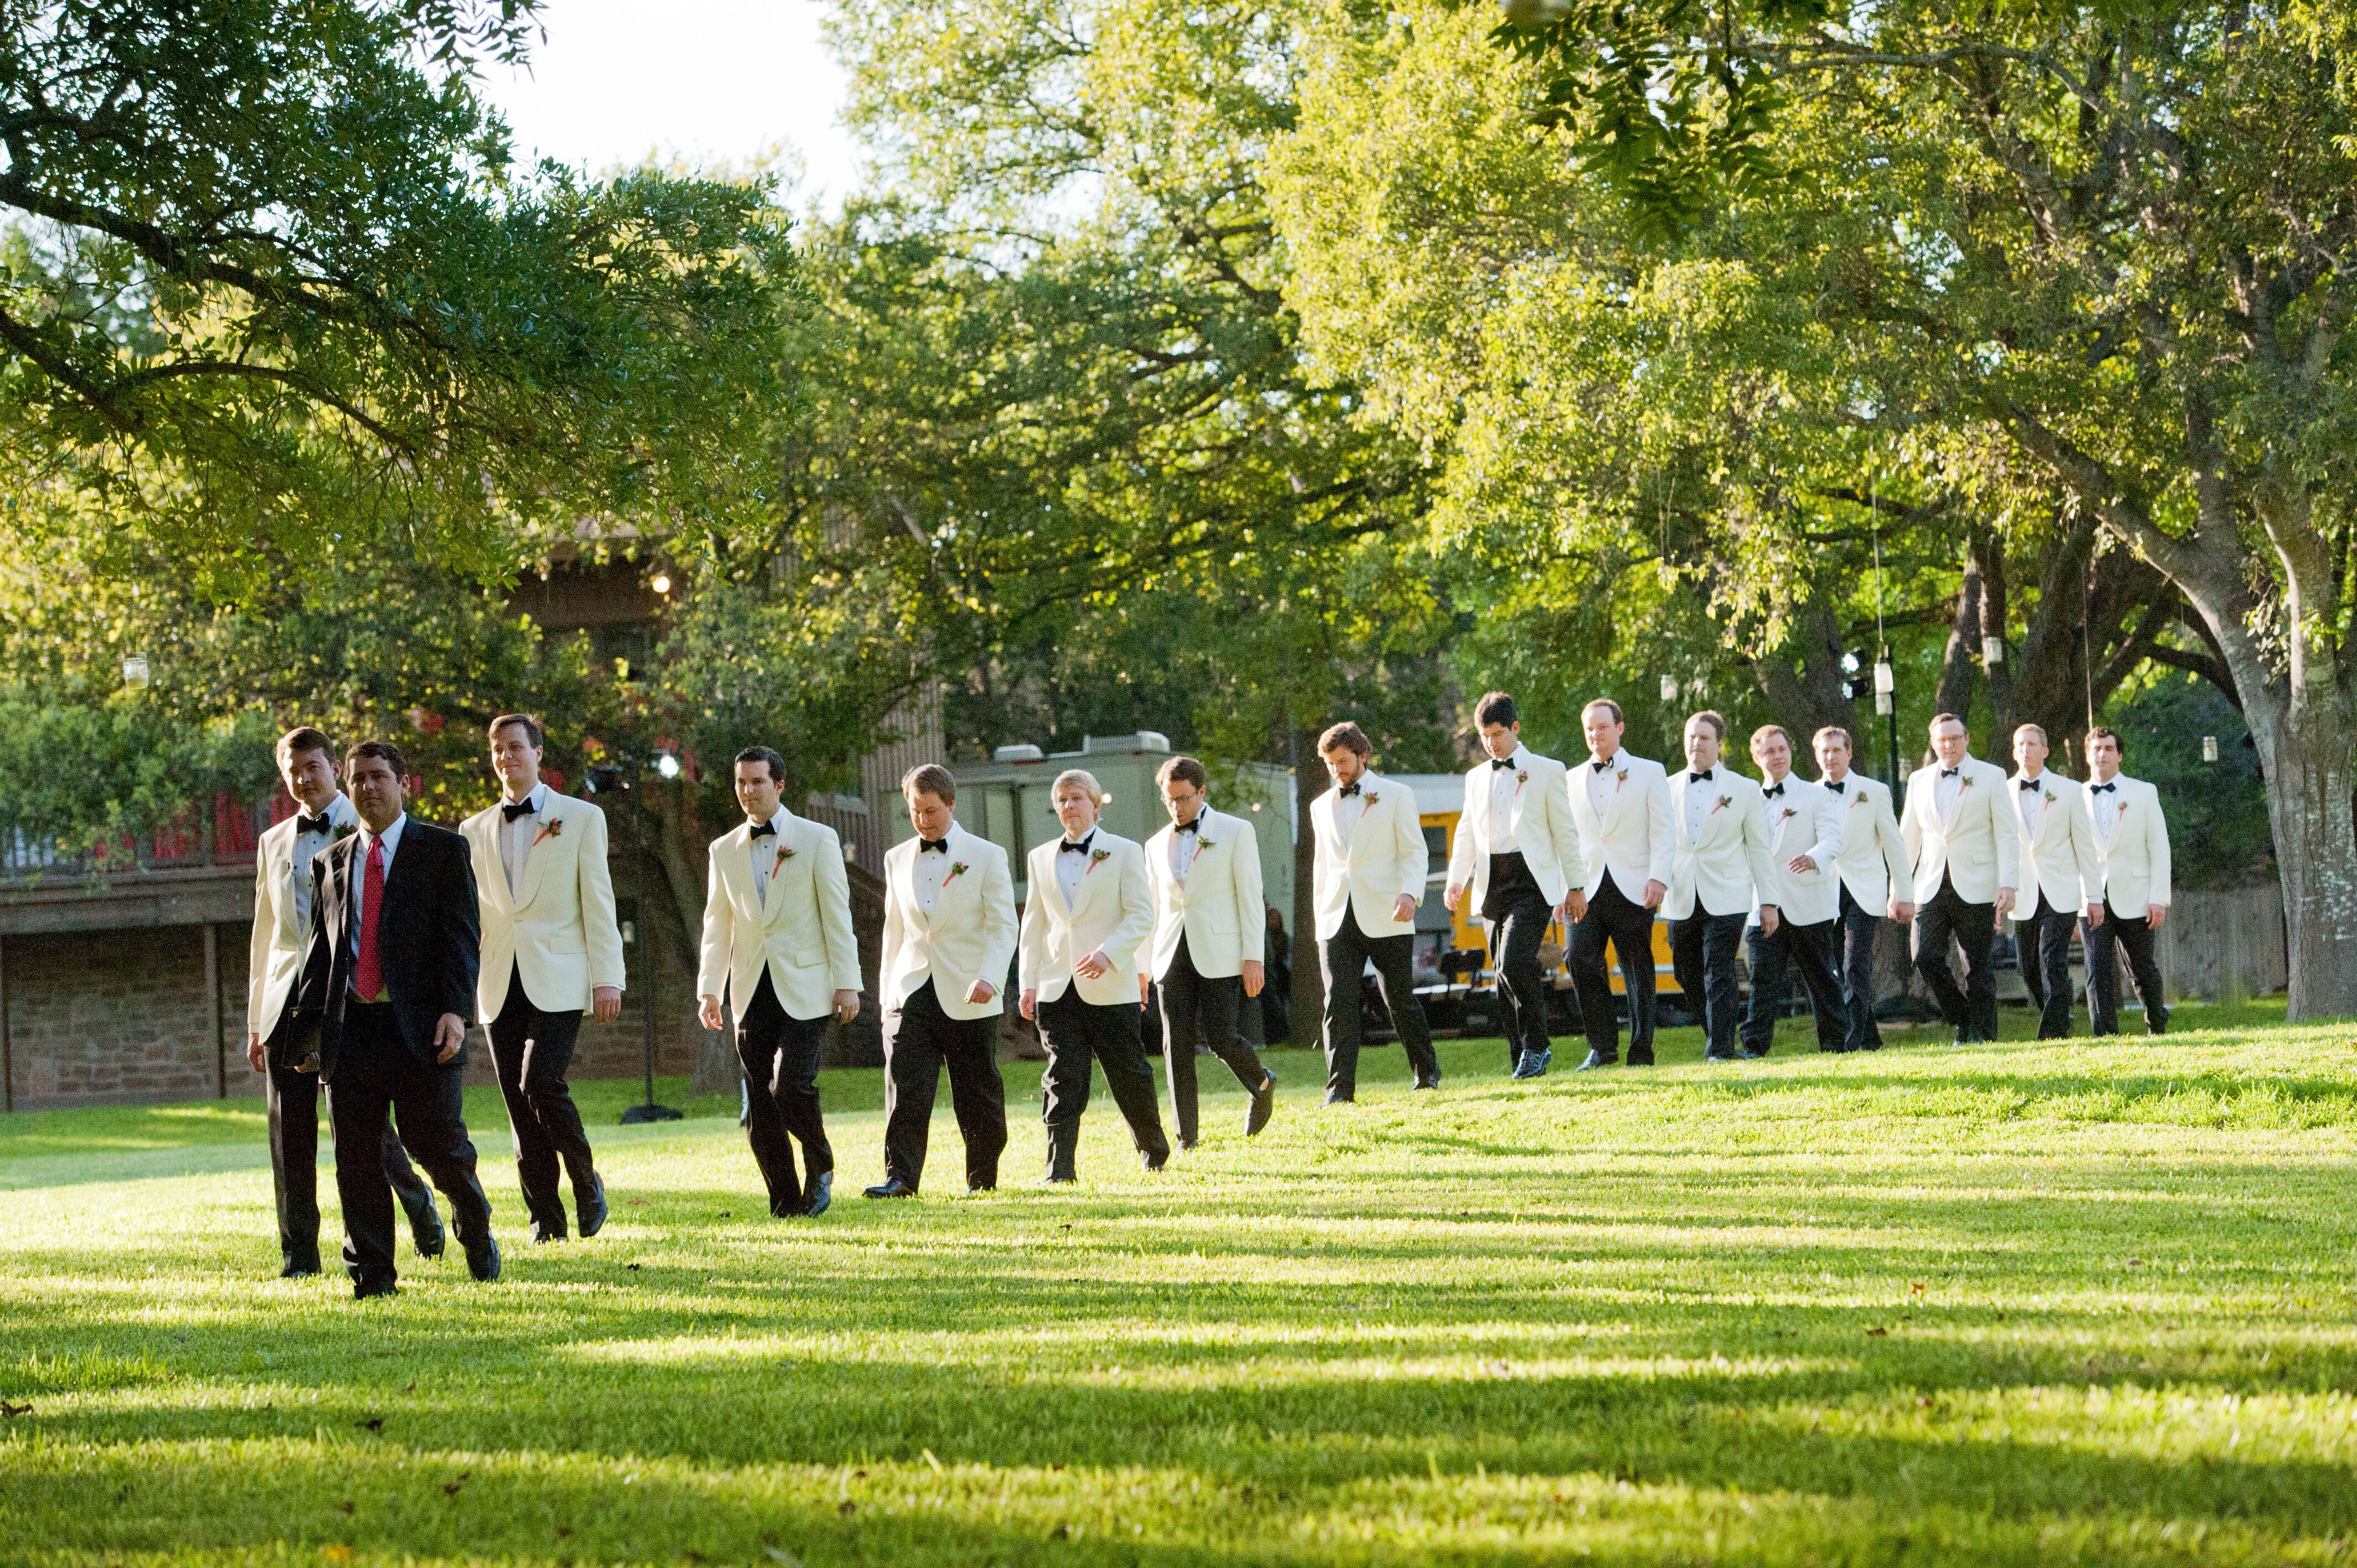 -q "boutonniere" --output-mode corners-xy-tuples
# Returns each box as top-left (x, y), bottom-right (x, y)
(1849, 795), (1869, 808)
(332, 823), (357, 842)
(1085, 847), (1111, 875)
(1195, 836), (1216, 850)
(2116, 801), (2129, 819)
(1363, 791), (1381, 807)
(2042, 790), (2056, 804)
(946, 860), (971, 883)
(1614, 768), (1628, 791)
(1777, 806), (1799, 823)
(774, 840), (796, 862)
(530, 818), (565, 848)
(1514, 770), (1529, 794)
(1709, 794), (1735, 816)
(1958, 775), (1977, 792)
